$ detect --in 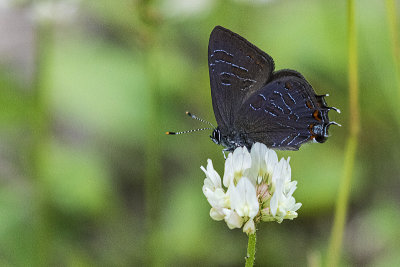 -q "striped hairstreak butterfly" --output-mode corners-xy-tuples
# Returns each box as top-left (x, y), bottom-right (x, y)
(167, 26), (340, 152)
